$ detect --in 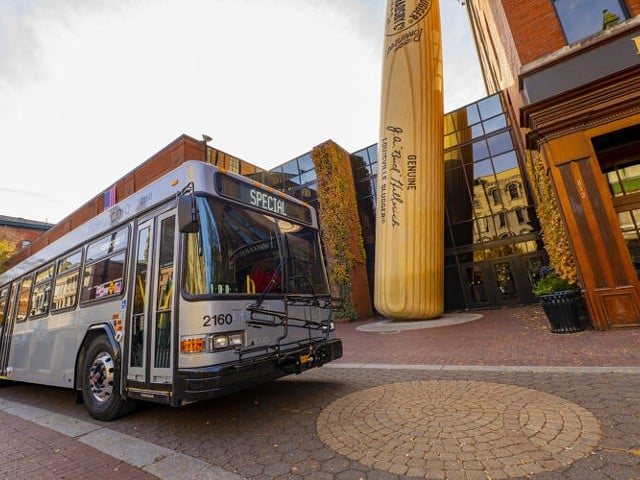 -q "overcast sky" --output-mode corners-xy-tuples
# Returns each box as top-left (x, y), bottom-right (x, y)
(0, 0), (485, 224)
